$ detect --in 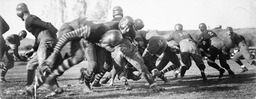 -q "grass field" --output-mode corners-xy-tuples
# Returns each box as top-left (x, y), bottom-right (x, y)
(1, 60), (256, 99)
